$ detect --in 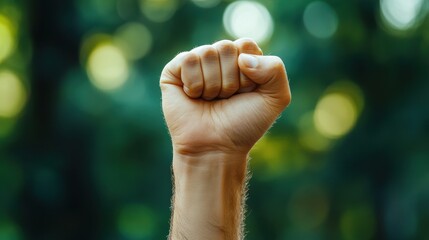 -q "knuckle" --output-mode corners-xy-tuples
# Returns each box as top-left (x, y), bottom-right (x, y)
(183, 52), (200, 66)
(173, 51), (188, 64)
(271, 56), (285, 71)
(201, 46), (219, 61)
(237, 39), (261, 53)
(215, 40), (237, 56)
